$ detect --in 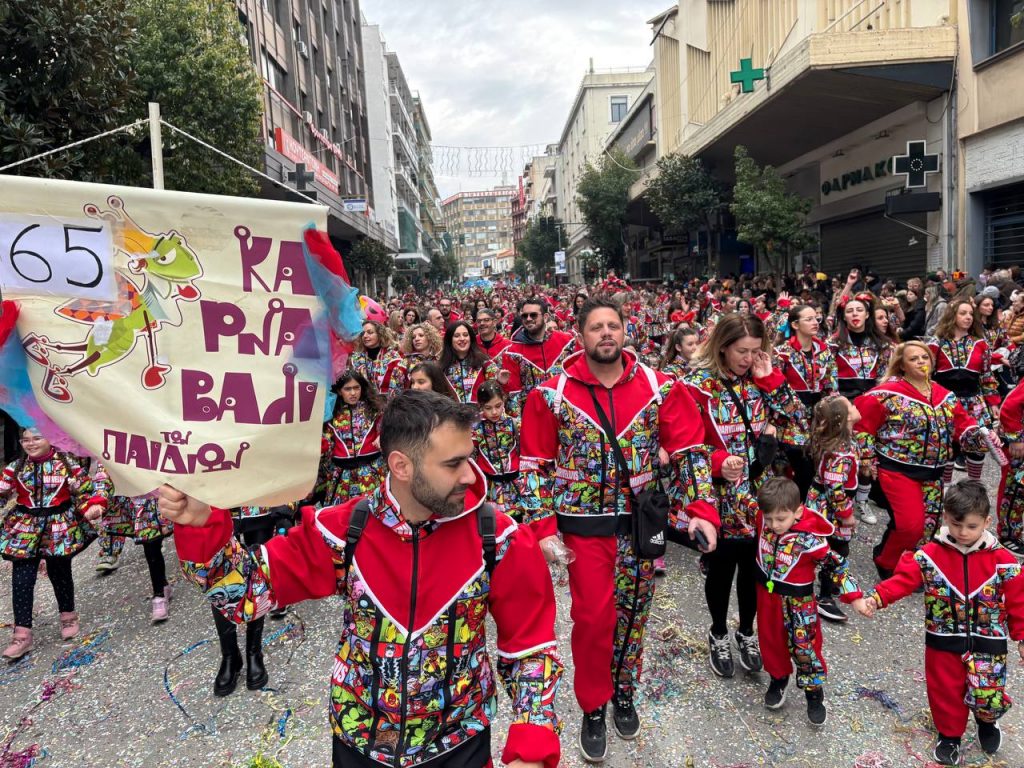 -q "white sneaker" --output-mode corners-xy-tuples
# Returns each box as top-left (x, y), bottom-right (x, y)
(857, 502), (878, 525)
